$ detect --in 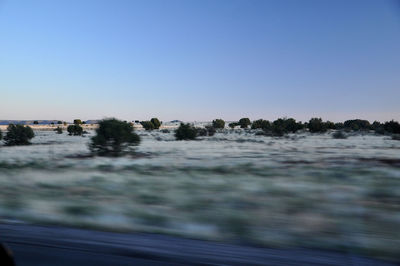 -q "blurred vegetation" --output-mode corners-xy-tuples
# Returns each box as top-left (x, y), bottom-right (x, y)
(238, 118), (251, 128)
(343, 119), (370, 131)
(212, 119), (225, 129)
(251, 119), (270, 130)
(197, 125), (216, 136)
(54, 126), (63, 134)
(150, 118), (162, 129)
(228, 122), (238, 129)
(332, 131), (347, 139)
(33, 121), (39, 125)
(90, 118), (140, 157)
(175, 123), (197, 140)
(73, 119), (82, 125)
(4, 124), (35, 146)
(67, 125), (83, 136)
(140, 121), (155, 131)
(0, 128), (2, 140)
(308, 118), (327, 133)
